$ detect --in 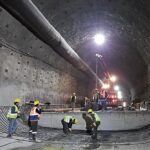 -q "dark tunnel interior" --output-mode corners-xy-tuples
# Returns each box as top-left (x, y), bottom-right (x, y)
(0, 0), (150, 105)
(1, 1), (150, 150)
